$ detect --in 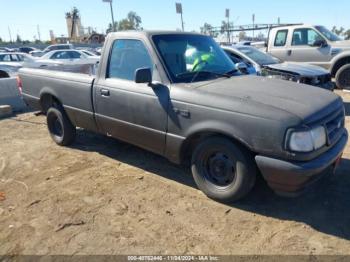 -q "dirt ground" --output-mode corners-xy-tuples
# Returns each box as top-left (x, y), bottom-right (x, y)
(0, 91), (350, 256)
